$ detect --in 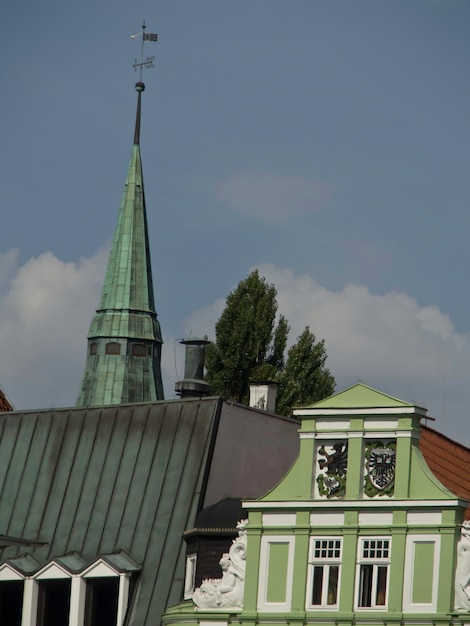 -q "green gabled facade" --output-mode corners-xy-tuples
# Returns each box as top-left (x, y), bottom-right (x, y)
(77, 81), (164, 407)
(164, 383), (470, 626)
